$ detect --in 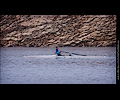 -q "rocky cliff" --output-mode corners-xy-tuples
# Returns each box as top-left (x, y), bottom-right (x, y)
(0, 15), (116, 47)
